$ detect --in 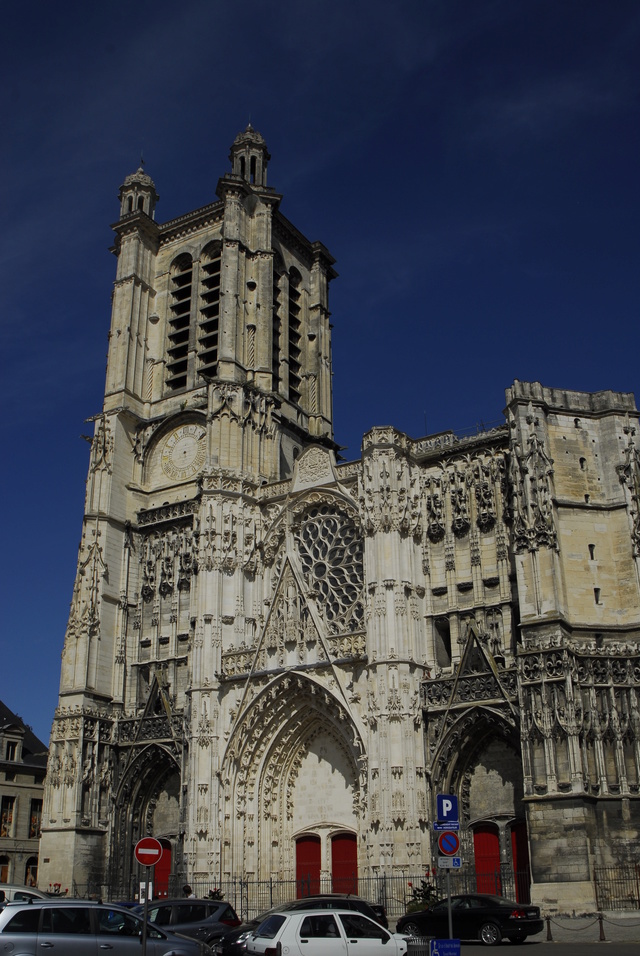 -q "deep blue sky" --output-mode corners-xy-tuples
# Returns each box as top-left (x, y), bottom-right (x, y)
(1, 1), (638, 743)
